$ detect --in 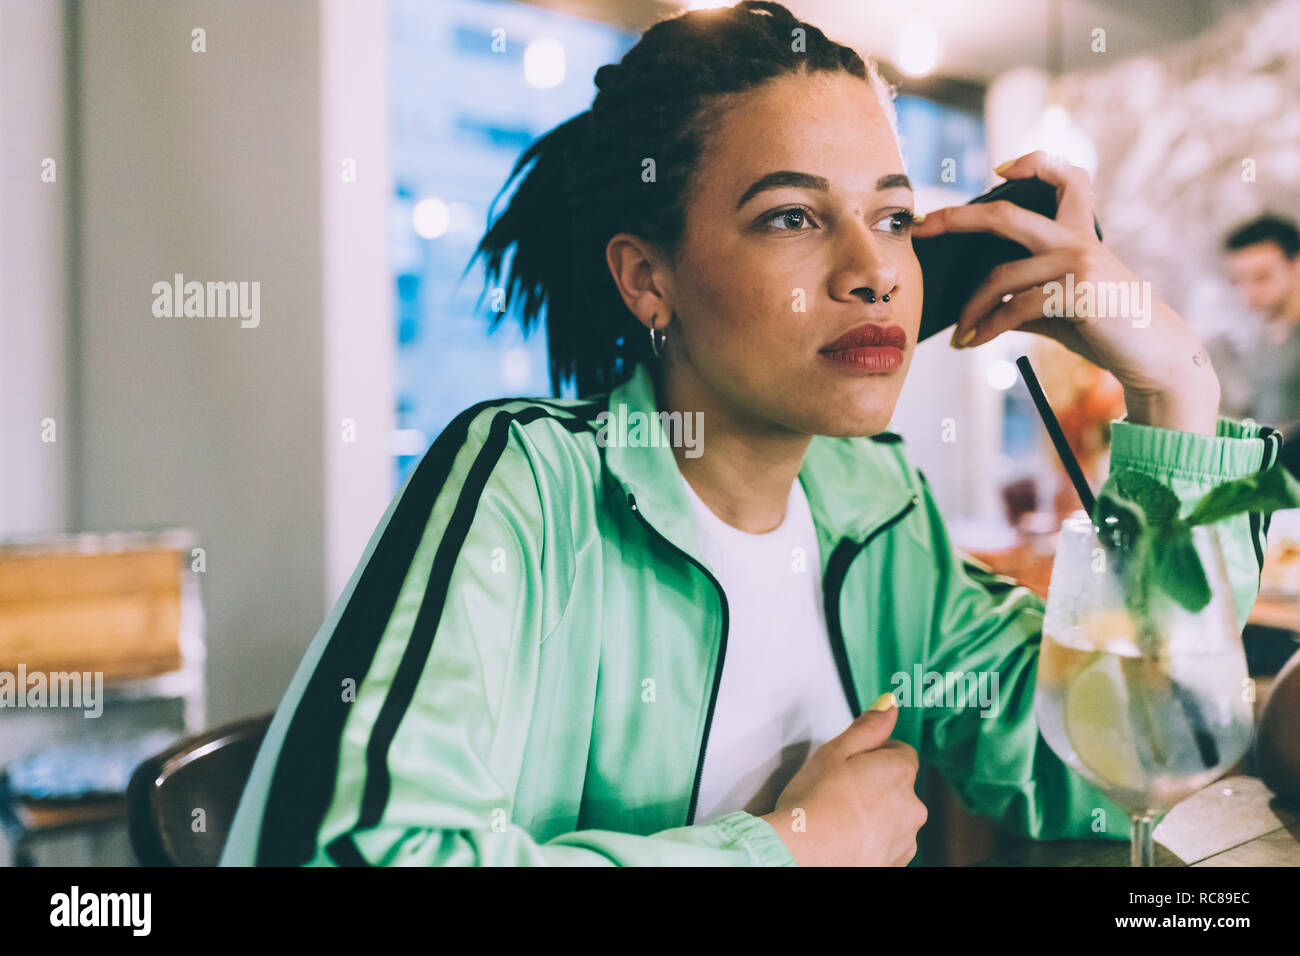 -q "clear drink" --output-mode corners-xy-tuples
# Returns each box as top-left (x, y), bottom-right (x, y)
(1033, 515), (1252, 864)
(1036, 625), (1252, 816)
